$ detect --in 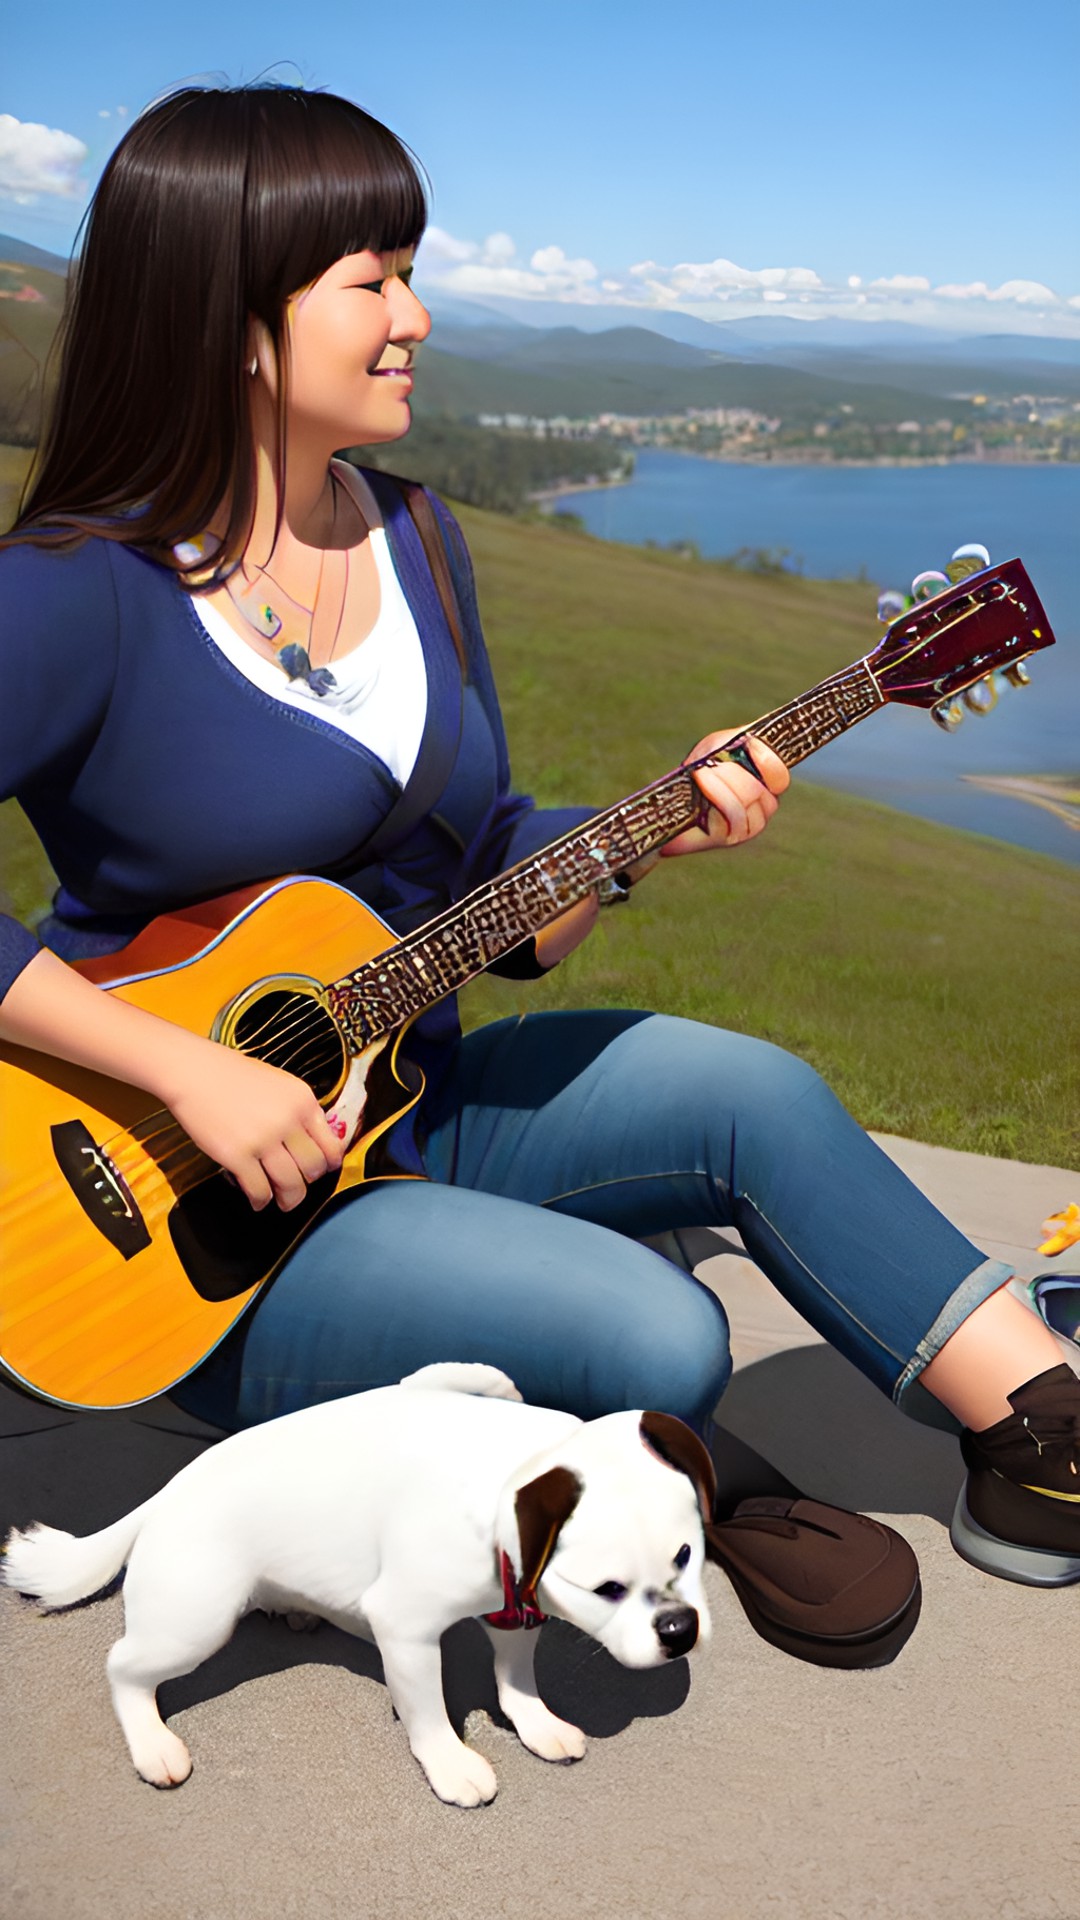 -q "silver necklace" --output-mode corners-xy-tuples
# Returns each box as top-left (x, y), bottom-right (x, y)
(228, 475), (352, 697)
